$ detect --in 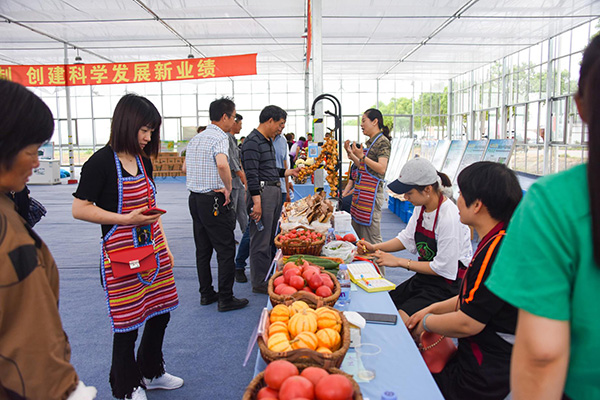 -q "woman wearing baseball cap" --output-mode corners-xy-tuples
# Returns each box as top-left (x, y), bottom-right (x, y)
(358, 157), (472, 323)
